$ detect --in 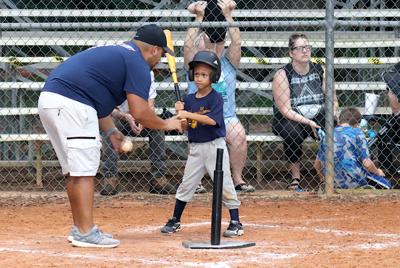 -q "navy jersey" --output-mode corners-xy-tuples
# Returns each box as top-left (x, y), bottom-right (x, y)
(184, 89), (225, 143)
(42, 42), (151, 118)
